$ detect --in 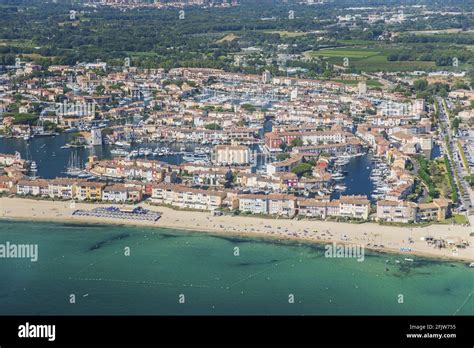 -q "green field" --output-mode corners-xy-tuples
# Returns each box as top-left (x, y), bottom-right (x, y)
(308, 48), (380, 58)
(307, 47), (437, 72)
(440, 214), (468, 225)
(331, 79), (383, 87)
